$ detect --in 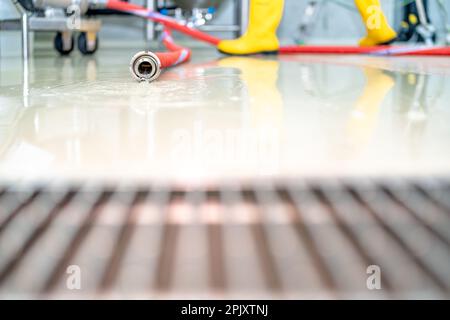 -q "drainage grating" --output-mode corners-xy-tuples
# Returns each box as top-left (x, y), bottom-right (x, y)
(0, 179), (449, 299)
